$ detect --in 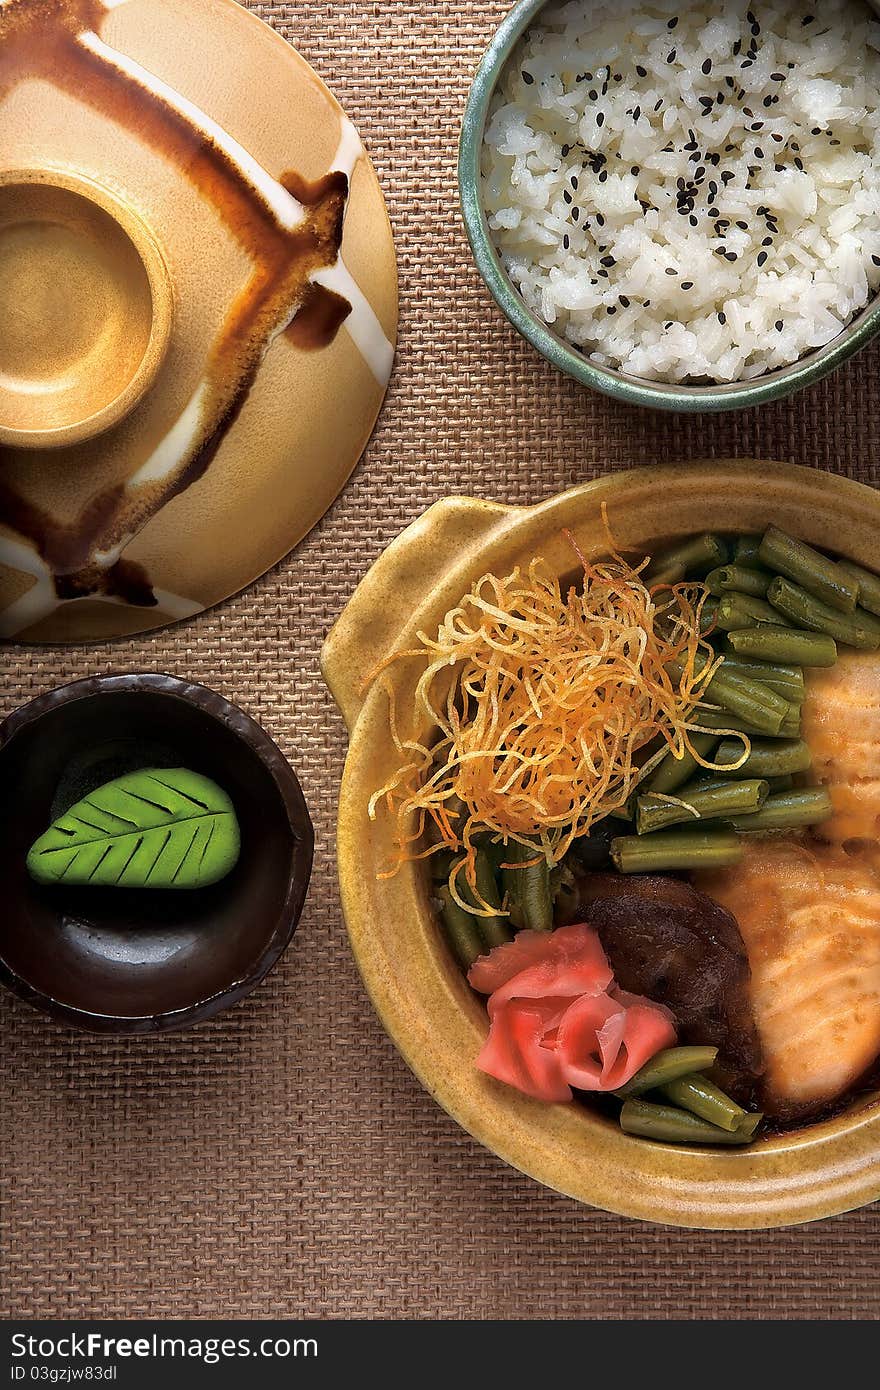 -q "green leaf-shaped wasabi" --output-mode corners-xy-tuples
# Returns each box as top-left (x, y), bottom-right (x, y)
(26, 768), (240, 890)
